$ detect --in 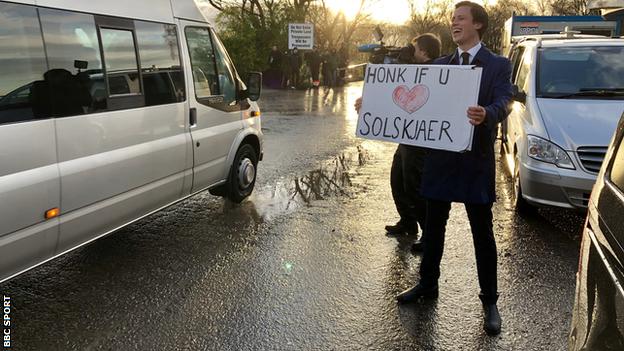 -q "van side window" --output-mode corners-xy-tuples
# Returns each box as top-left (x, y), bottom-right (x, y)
(135, 21), (185, 105)
(610, 137), (624, 193)
(100, 28), (141, 96)
(210, 30), (238, 105)
(0, 3), (49, 125)
(185, 27), (219, 99)
(38, 8), (105, 116)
